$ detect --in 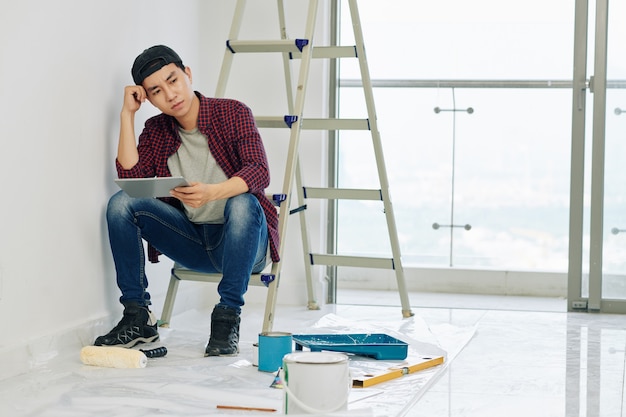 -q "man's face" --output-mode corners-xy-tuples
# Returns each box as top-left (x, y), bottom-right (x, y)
(142, 63), (195, 118)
